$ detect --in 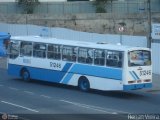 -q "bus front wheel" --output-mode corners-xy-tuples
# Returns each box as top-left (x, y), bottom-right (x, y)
(78, 77), (90, 92)
(21, 69), (30, 82)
